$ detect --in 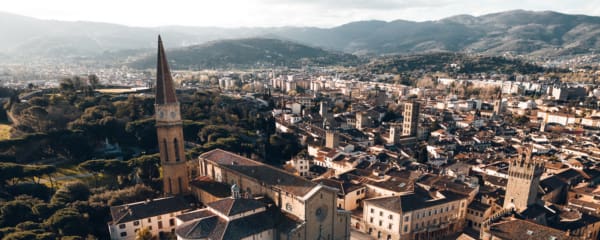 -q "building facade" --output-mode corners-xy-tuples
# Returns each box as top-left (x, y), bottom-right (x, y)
(108, 197), (191, 240)
(362, 189), (468, 240)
